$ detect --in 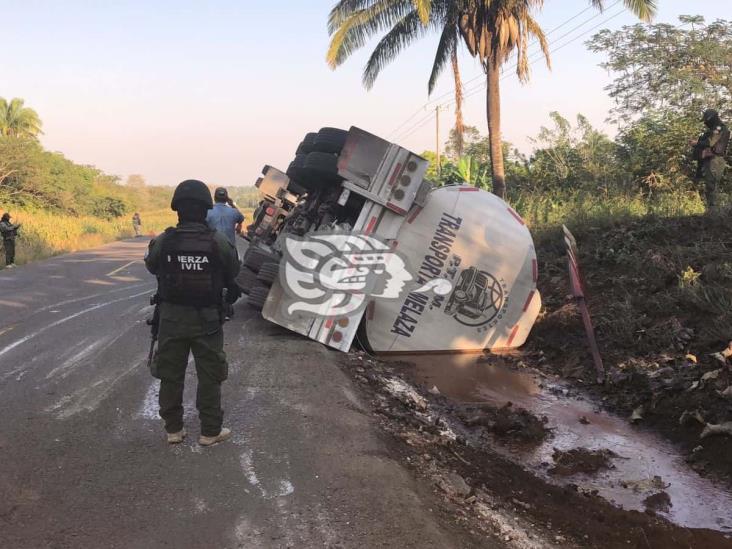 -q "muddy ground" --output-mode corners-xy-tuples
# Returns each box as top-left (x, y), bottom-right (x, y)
(338, 353), (732, 548)
(531, 213), (732, 481)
